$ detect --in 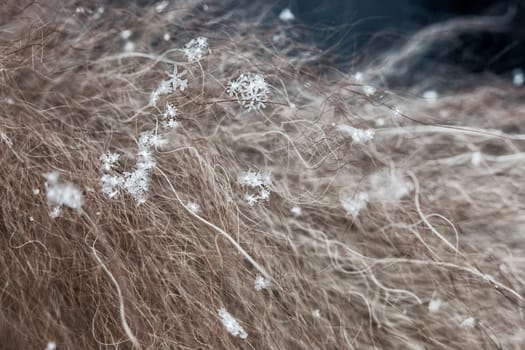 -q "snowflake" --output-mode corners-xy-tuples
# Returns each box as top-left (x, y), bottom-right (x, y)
(149, 65), (188, 106)
(238, 170), (272, 205)
(182, 36), (209, 62)
(227, 72), (270, 111)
